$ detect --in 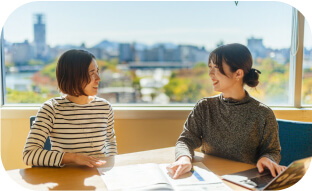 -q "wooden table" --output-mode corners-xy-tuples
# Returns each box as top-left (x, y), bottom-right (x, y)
(6, 147), (256, 191)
